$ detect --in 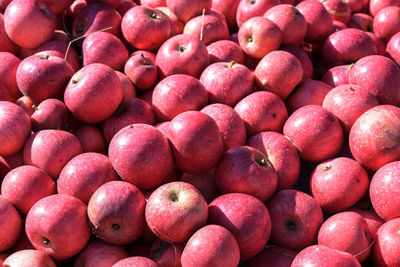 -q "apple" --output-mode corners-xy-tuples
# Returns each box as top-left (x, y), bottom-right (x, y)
(211, 0), (241, 30)
(1, 165), (56, 215)
(321, 64), (351, 88)
(243, 245), (296, 267)
(373, 6), (400, 42)
(25, 194), (91, 260)
(0, 52), (20, 102)
(372, 217), (400, 267)
(73, 124), (107, 153)
(112, 256), (159, 267)
(0, 101), (31, 156)
(64, 63), (123, 123)
(236, 0), (280, 27)
(280, 45), (313, 81)
(124, 52), (158, 90)
(321, 0), (351, 24)
(349, 0), (368, 13)
(145, 181), (208, 243)
(207, 40), (245, 64)
(87, 0), (122, 8)
(369, 0), (400, 16)
(3, 249), (56, 267)
(348, 207), (385, 239)
(0, 14), (18, 54)
(0, 195), (22, 252)
(30, 98), (70, 131)
(4, 0), (56, 49)
(88, 181), (146, 245)
(208, 193), (271, 260)
(117, 0), (137, 16)
(387, 32), (400, 67)
(149, 238), (184, 267)
(348, 13), (373, 31)
(267, 189), (323, 251)
(181, 224), (240, 267)
(166, 0), (211, 22)
(349, 105), (400, 171)
(116, 71), (137, 99)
